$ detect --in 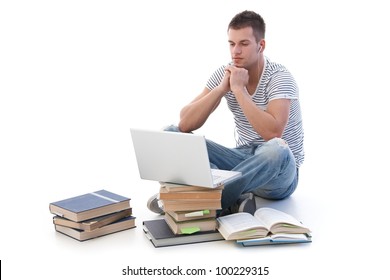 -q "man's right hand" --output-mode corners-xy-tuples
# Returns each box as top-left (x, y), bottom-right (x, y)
(215, 67), (231, 96)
